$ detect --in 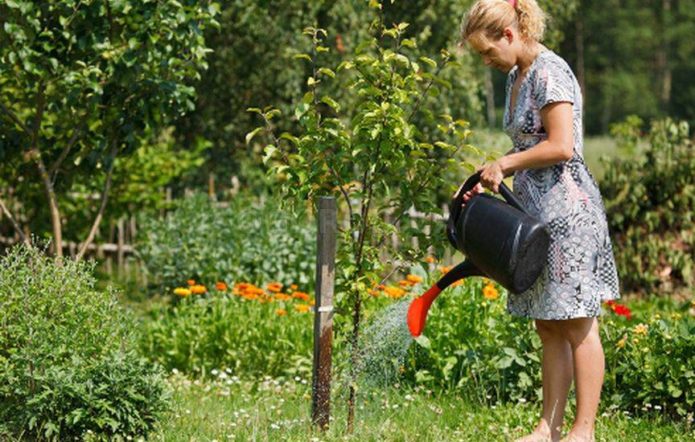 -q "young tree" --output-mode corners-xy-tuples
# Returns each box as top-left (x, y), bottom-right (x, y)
(0, 0), (218, 258)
